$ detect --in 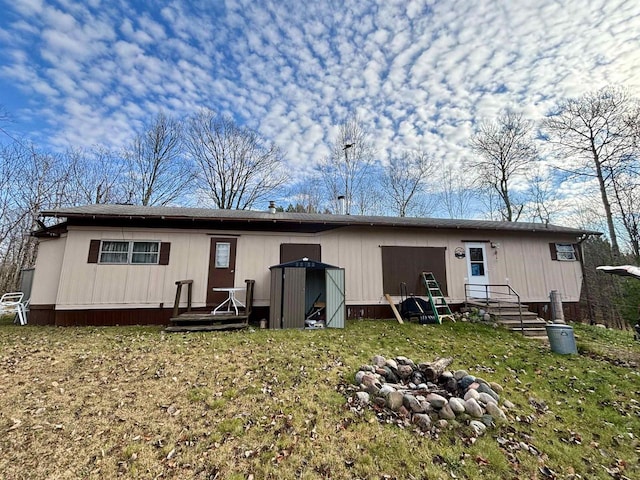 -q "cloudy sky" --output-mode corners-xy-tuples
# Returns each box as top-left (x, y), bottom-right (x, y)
(1, 0), (639, 189)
